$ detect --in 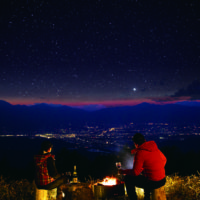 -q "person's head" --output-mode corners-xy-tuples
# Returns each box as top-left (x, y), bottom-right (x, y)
(41, 140), (53, 153)
(132, 133), (146, 147)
